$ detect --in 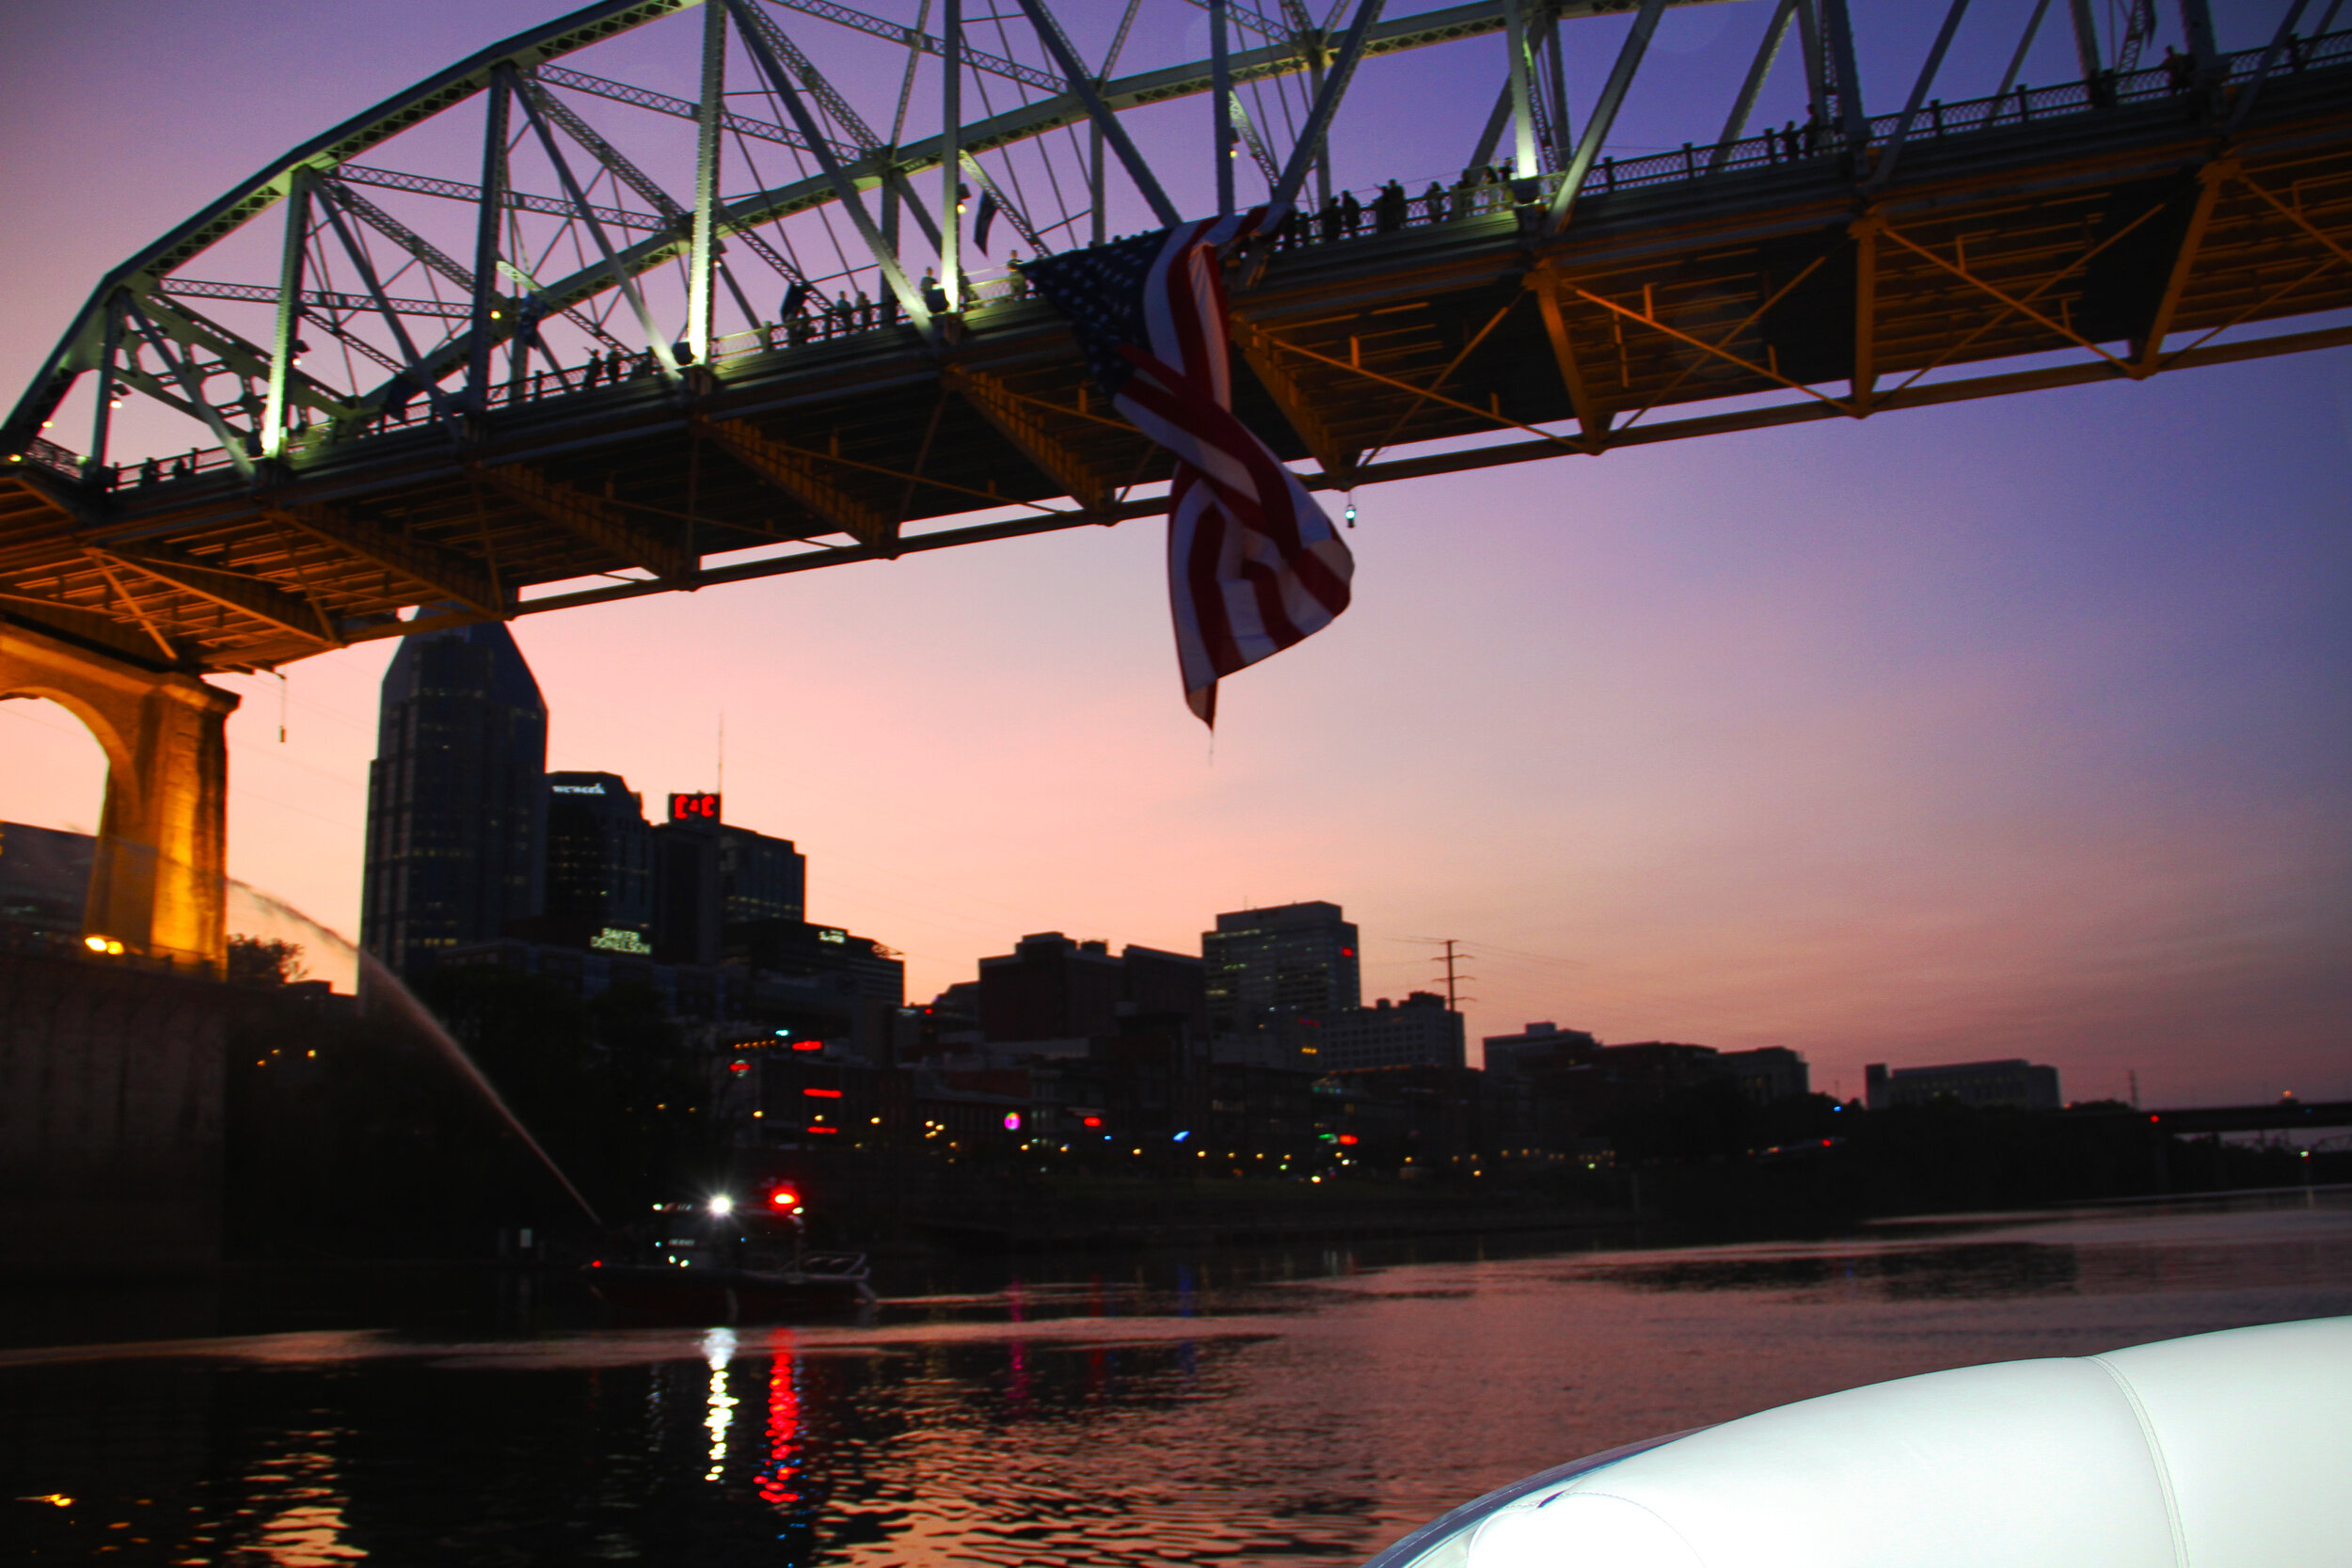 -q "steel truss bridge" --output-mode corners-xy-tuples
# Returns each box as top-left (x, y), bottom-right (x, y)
(4, 0), (2351, 677)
